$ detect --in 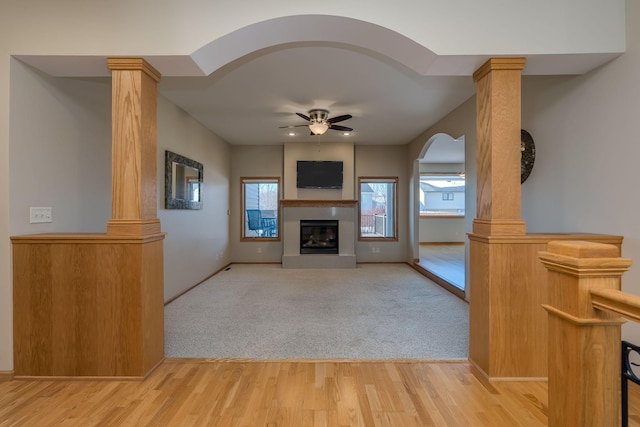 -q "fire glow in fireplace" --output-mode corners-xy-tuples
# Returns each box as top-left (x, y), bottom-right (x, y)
(300, 220), (339, 254)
